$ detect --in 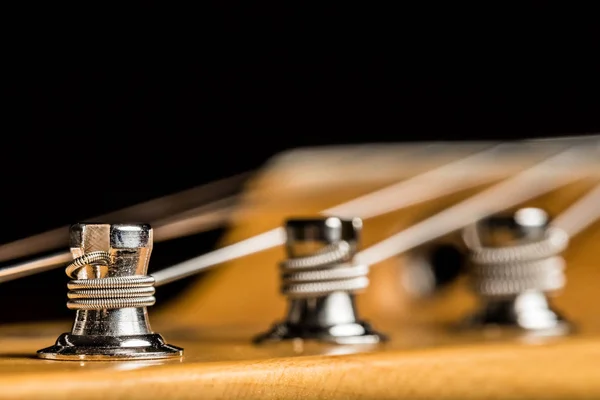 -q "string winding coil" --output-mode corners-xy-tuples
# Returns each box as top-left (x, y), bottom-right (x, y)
(280, 241), (369, 298)
(467, 227), (569, 297)
(65, 251), (156, 310)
